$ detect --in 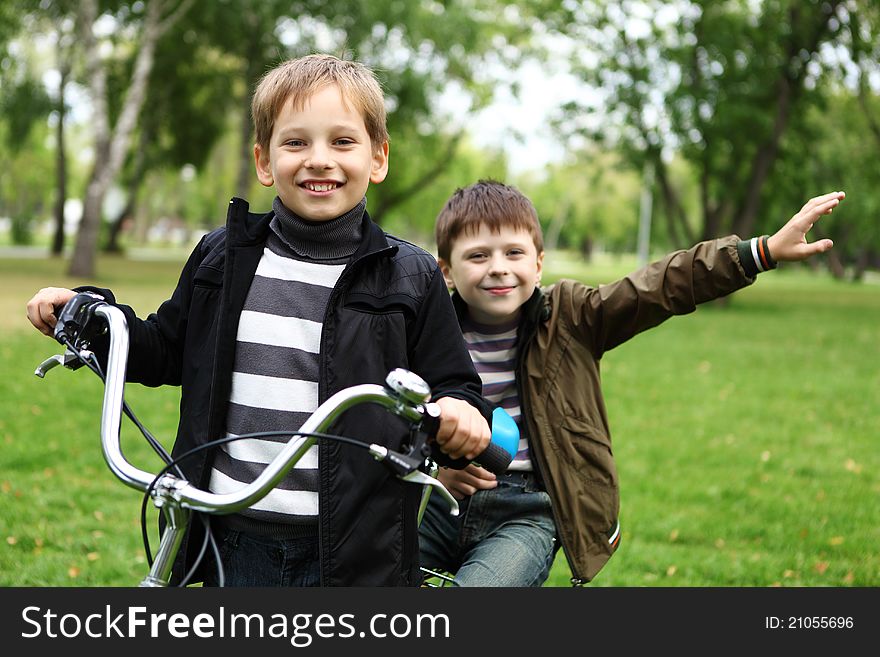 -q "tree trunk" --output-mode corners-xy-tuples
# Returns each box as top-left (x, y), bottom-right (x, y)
(825, 249), (846, 279)
(732, 2), (842, 238)
(236, 32), (265, 199)
(104, 185), (138, 254)
(544, 197), (571, 252)
(236, 90), (256, 199)
(105, 129), (149, 253)
(51, 56), (69, 256)
(654, 155), (694, 246)
(68, 0), (193, 277)
(580, 236), (594, 262)
(731, 74), (792, 238)
(852, 249), (869, 282)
